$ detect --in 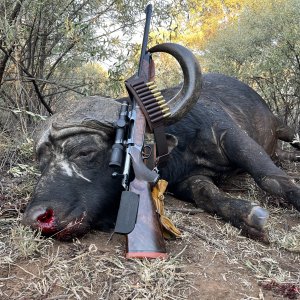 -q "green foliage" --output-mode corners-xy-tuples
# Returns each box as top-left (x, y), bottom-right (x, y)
(204, 0), (300, 128)
(0, 0), (183, 133)
(150, 0), (252, 50)
(2, 0), (297, 133)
